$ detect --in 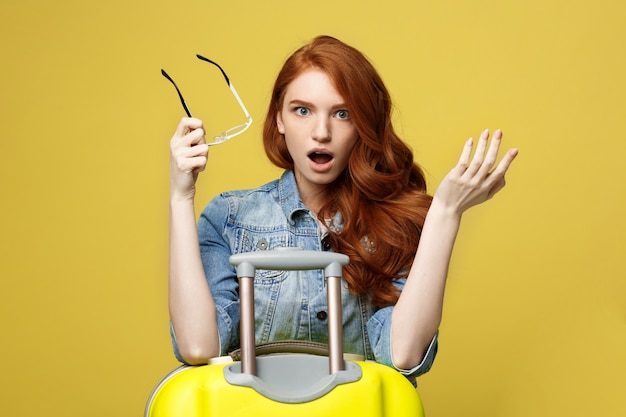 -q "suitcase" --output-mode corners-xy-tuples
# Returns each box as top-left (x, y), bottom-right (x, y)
(145, 248), (425, 416)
